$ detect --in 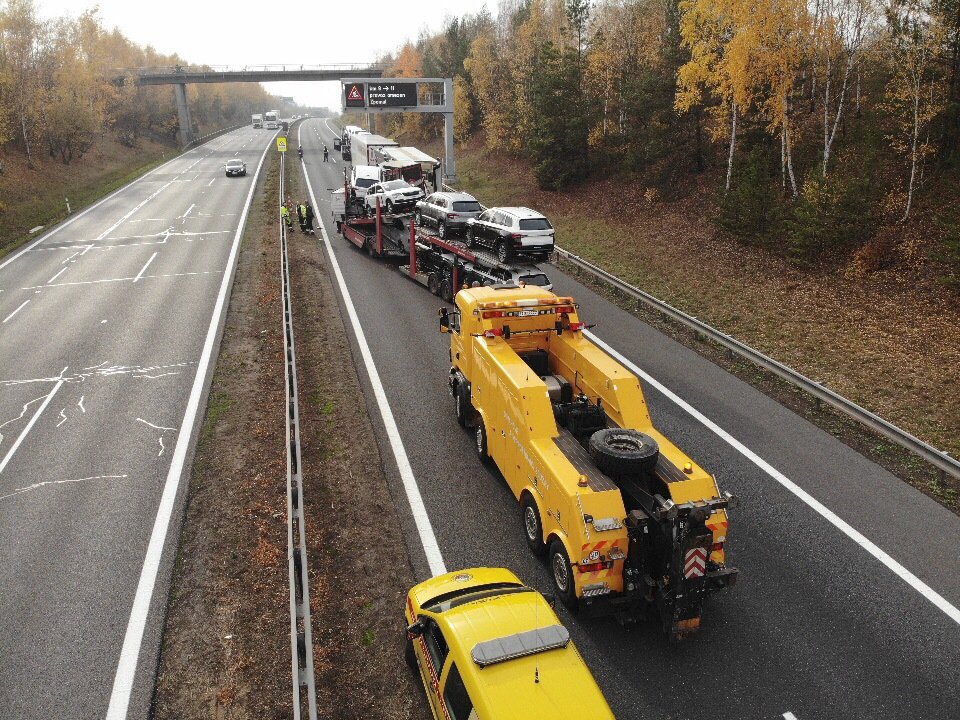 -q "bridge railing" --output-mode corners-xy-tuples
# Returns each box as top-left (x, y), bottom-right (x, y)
(121, 63), (383, 76)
